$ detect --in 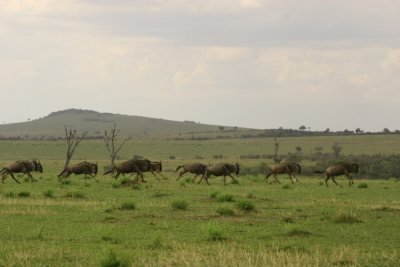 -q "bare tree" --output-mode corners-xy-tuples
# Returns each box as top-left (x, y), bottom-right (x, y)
(58, 126), (88, 177)
(273, 137), (282, 164)
(104, 124), (131, 167)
